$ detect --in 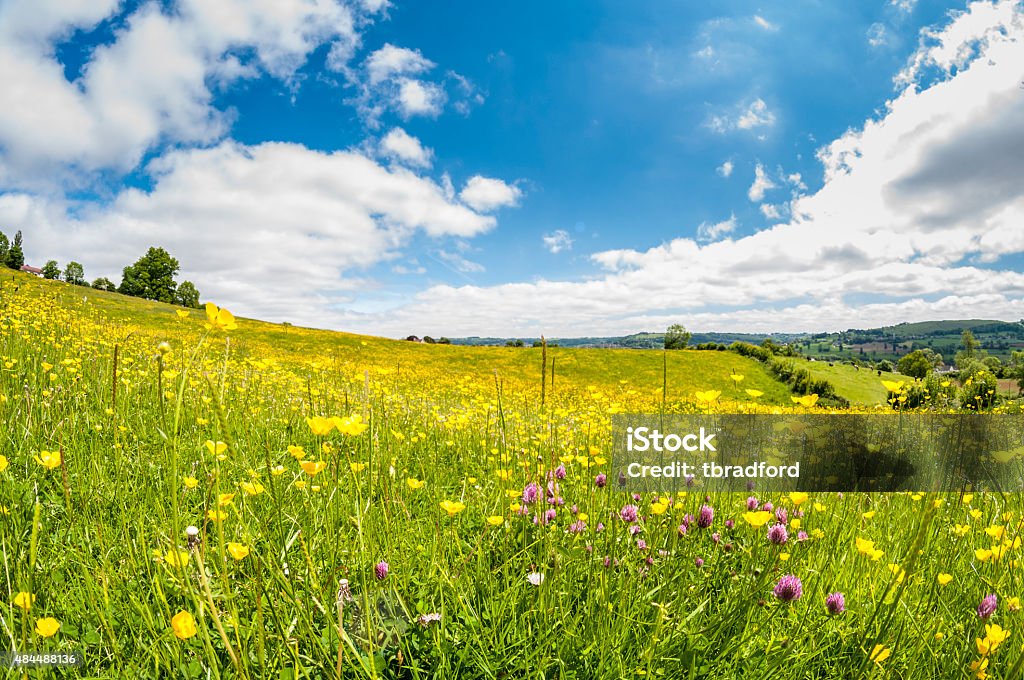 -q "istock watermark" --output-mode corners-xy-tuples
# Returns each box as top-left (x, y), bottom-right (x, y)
(611, 413), (1024, 493)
